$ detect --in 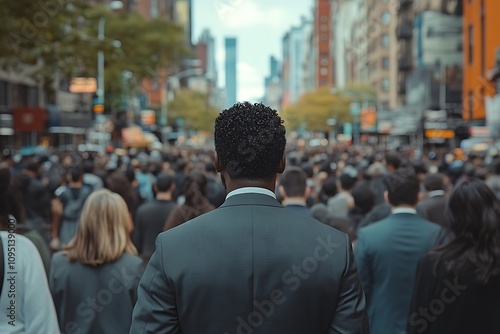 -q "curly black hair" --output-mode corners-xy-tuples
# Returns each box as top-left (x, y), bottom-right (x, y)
(214, 102), (286, 179)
